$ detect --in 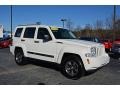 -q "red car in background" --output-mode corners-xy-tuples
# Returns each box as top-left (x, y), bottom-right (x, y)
(102, 39), (113, 52)
(0, 37), (12, 48)
(113, 39), (120, 44)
